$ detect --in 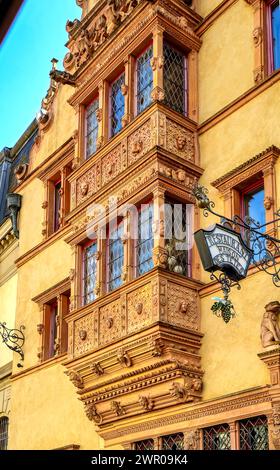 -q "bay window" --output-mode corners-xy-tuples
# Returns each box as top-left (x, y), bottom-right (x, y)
(107, 221), (124, 292)
(135, 202), (154, 277)
(85, 97), (99, 159)
(136, 45), (153, 115)
(163, 43), (187, 115)
(110, 73), (125, 137)
(83, 241), (98, 305)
